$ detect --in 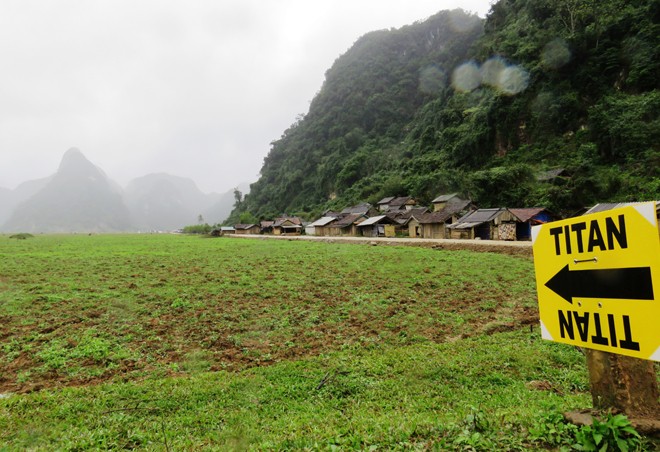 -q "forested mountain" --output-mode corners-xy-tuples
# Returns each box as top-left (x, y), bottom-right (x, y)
(231, 2), (659, 222)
